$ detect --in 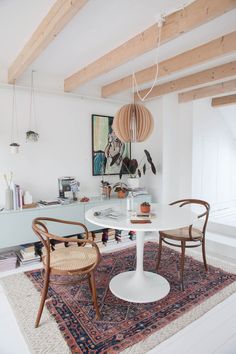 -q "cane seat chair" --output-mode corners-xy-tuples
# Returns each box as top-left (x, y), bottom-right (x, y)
(32, 217), (101, 328)
(156, 199), (210, 290)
